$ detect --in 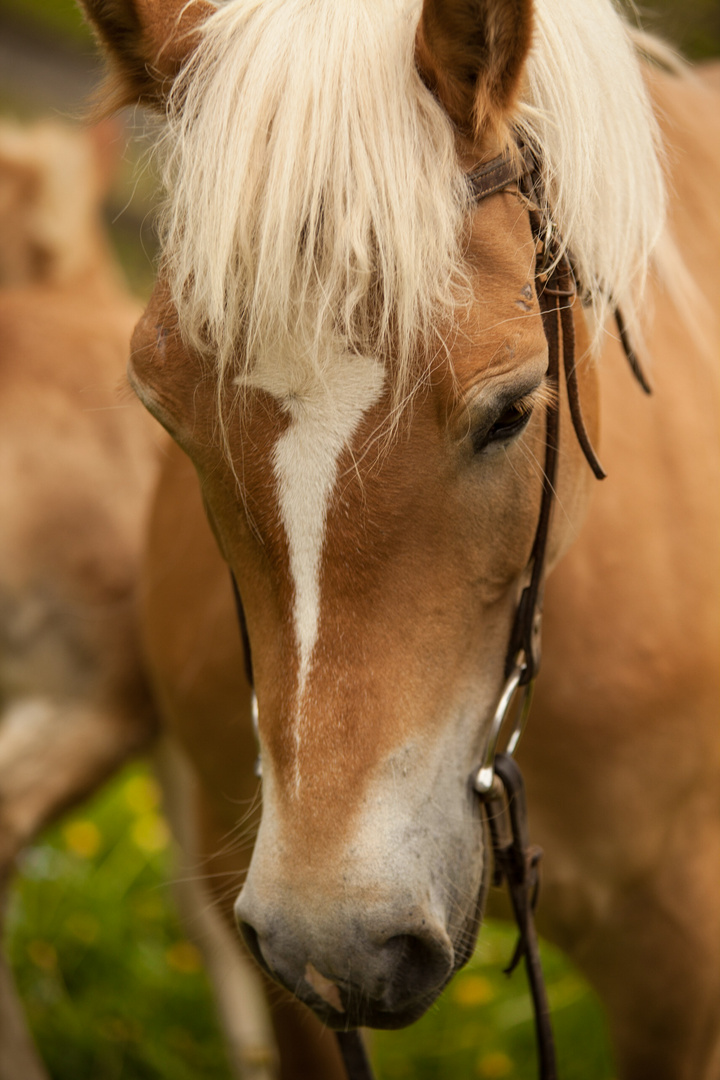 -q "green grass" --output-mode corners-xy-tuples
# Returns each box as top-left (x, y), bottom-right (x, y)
(7, 762), (616, 1080)
(7, 766), (233, 1080)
